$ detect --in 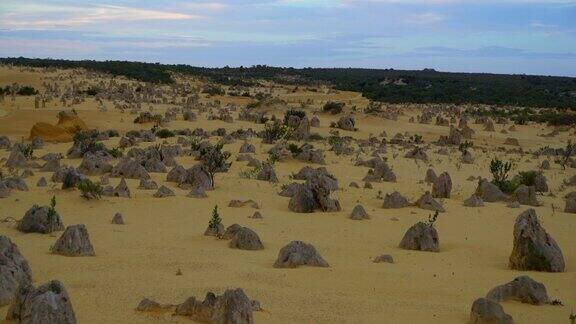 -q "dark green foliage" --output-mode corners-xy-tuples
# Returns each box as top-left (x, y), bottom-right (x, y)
(556, 140), (576, 170)
(18, 143), (34, 159)
(0, 85), (37, 96)
(80, 87), (100, 96)
(2, 58), (575, 113)
(287, 143), (303, 156)
(283, 109), (306, 125)
(308, 133), (324, 141)
(199, 143), (231, 187)
(107, 147), (123, 158)
(459, 141), (473, 153)
(262, 120), (290, 143)
(73, 130), (105, 155)
(0, 57), (172, 84)
(515, 171), (538, 187)
(107, 129), (120, 137)
(409, 134), (423, 144)
(490, 158), (516, 193)
(78, 179), (103, 200)
(428, 210), (439, 227)
(155, 128), (175, 138)
(202, 84), (225, 96)
(16, 86), (38, 96)
(323, 101), (345, 114)
(47, 195), (57, 222)
(208, 205), (222, 229)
